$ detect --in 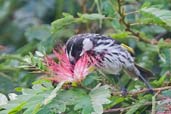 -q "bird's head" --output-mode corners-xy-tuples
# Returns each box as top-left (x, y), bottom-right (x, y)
(65, 35), (94, 65)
